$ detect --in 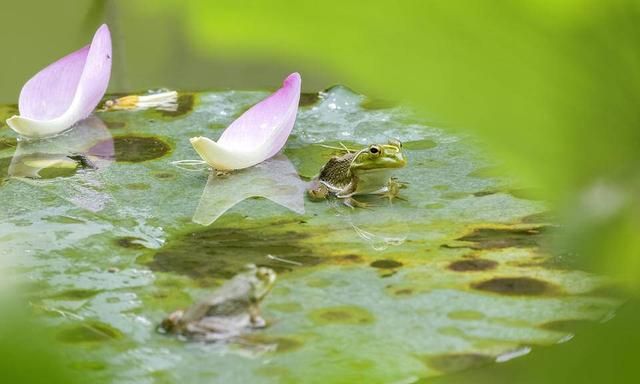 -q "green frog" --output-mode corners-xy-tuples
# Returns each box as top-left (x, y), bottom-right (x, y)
(308, 140), (408, 207)
(160, 264), (276, 341)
